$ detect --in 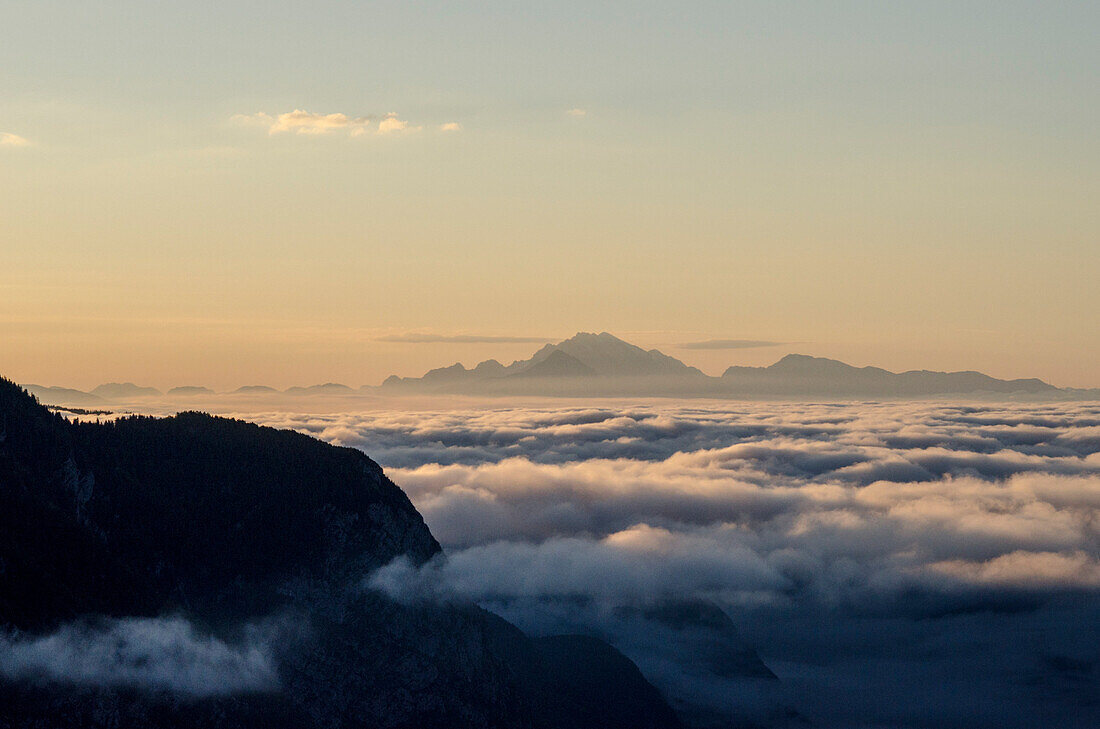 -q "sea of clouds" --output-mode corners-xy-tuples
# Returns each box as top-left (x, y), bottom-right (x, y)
(250, 400), (1100, 728)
